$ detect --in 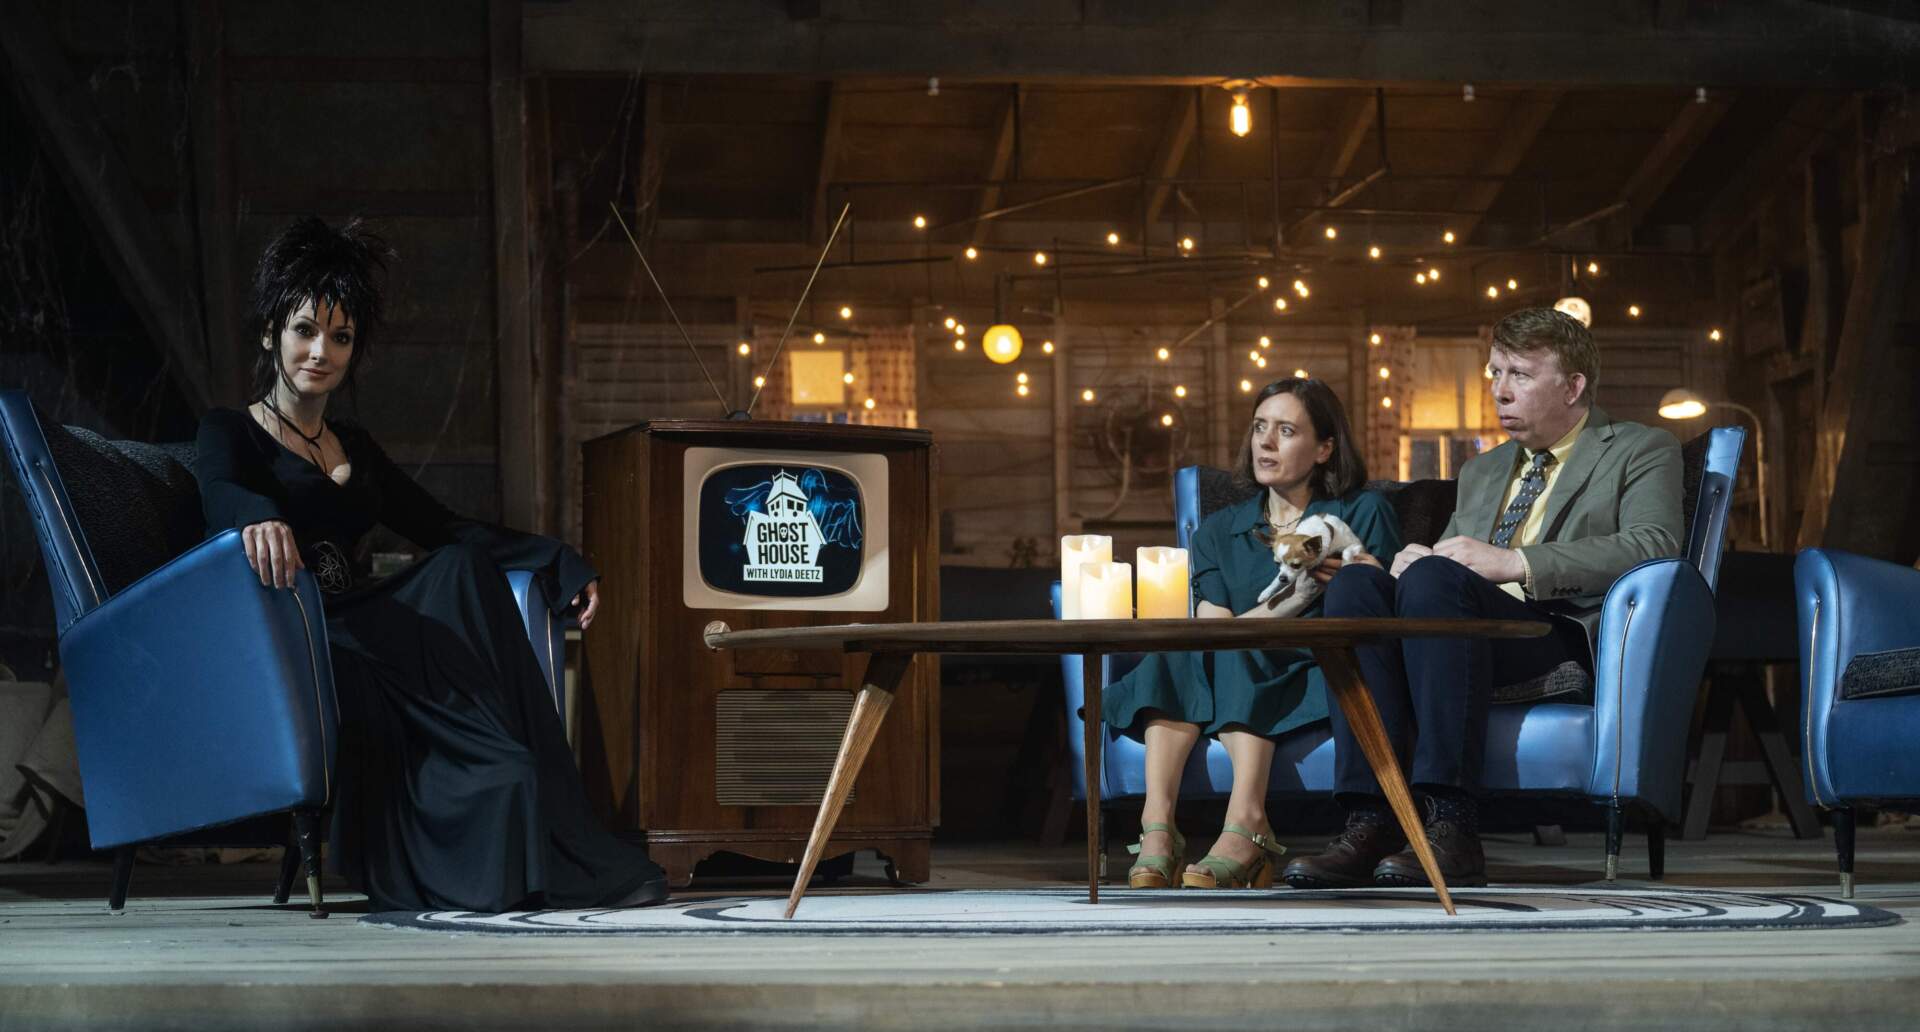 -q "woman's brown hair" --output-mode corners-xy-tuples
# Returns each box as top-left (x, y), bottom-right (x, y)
(1233, 377), (1369, 499)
